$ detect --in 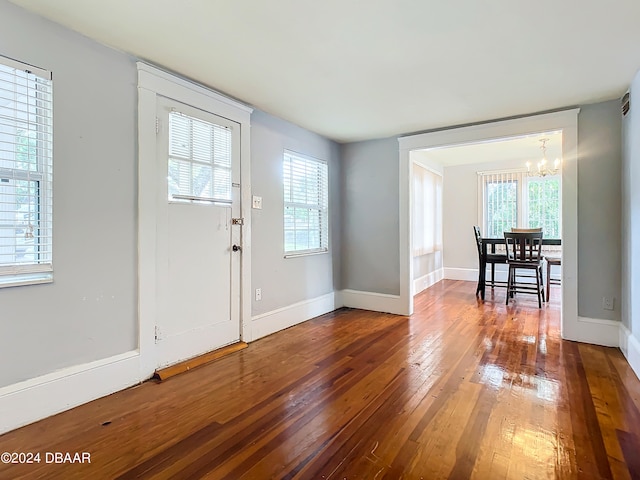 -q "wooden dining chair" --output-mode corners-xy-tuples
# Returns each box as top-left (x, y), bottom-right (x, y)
(473, 226), (507, 298)
(510, 228), (543, 281)
(504, 231), (545, 308)
(545, 255), (561, 300)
